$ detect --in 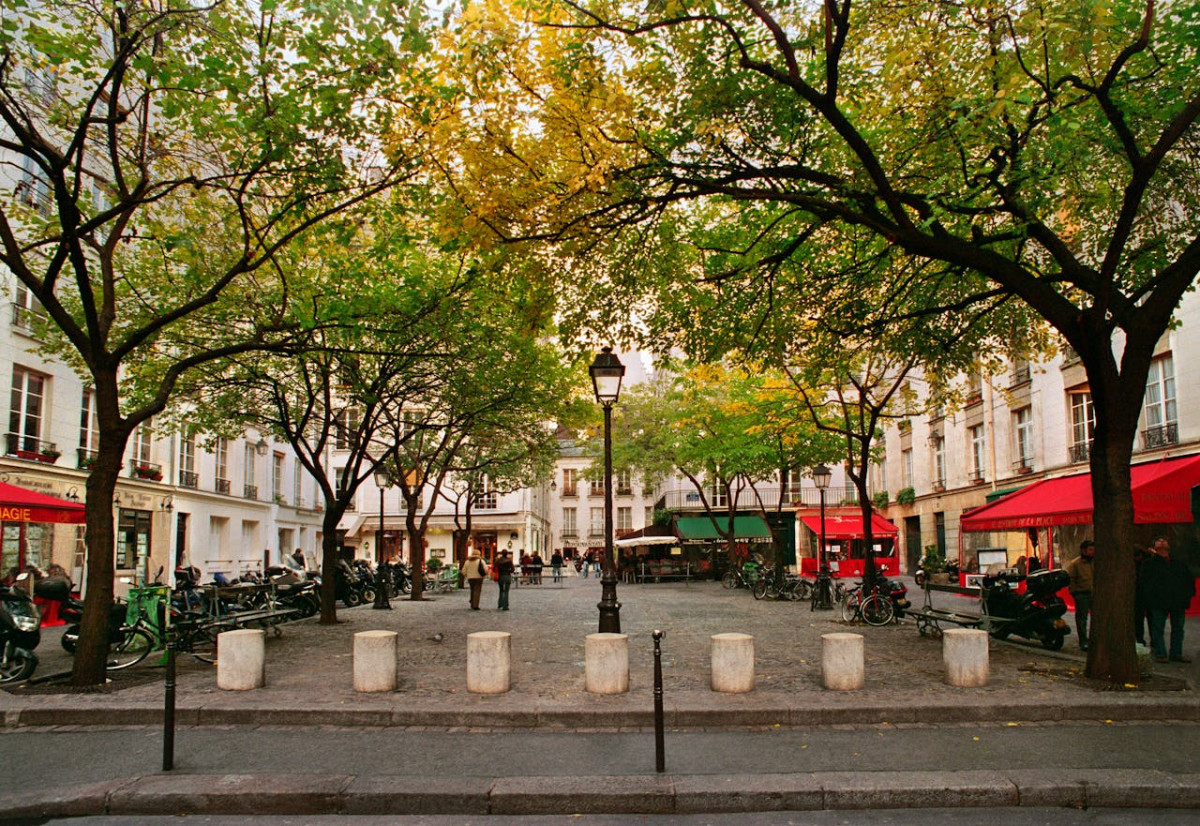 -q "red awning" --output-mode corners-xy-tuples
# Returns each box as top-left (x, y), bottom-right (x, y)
(961, 454), (1200, 532)
(0, 482), (86, 524)
(800, 512), (899, 540)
